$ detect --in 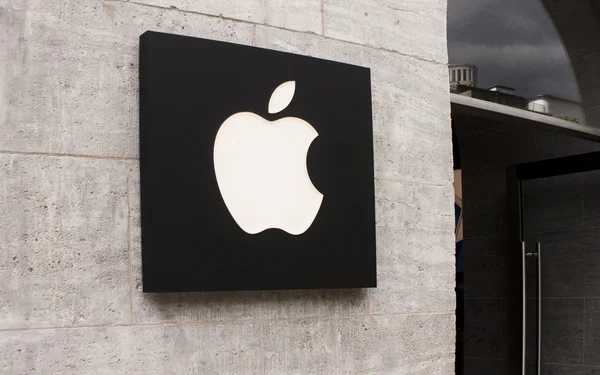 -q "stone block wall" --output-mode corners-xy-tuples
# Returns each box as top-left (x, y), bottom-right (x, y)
(0, 0), (455, 373)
